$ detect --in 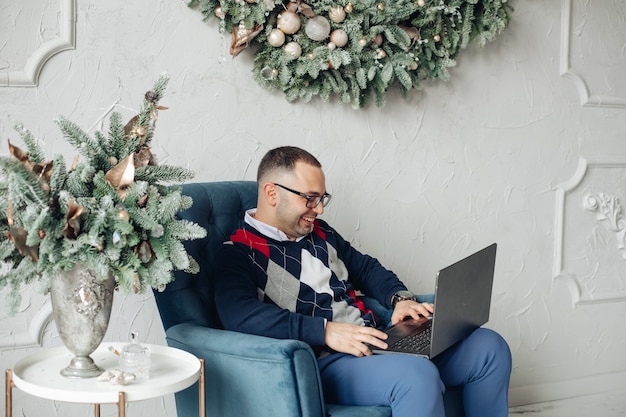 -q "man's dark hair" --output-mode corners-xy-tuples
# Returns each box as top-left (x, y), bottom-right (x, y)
(257, 146), (322, 182)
